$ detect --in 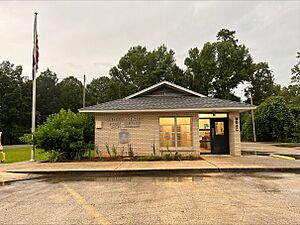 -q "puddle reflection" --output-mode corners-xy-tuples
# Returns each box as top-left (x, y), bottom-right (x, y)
(1, 172), (293, 187)
(44, 174), (209, 184)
